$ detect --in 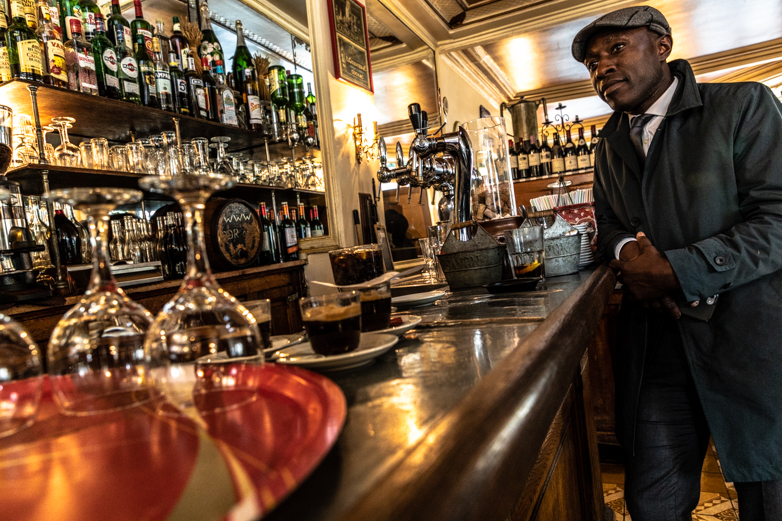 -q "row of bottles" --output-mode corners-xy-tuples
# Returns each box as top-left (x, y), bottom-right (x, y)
(1, 0), (319, 144)
(509, 124), (600, 179)
(259, 200), (324, 265)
